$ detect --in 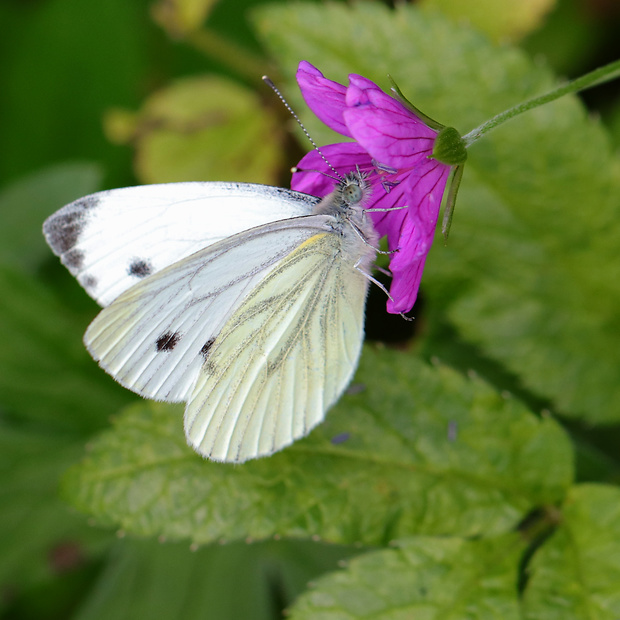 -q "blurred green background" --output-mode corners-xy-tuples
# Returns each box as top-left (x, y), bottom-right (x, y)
(1, 0), (620, 618)
(2, 0), (619, 193)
